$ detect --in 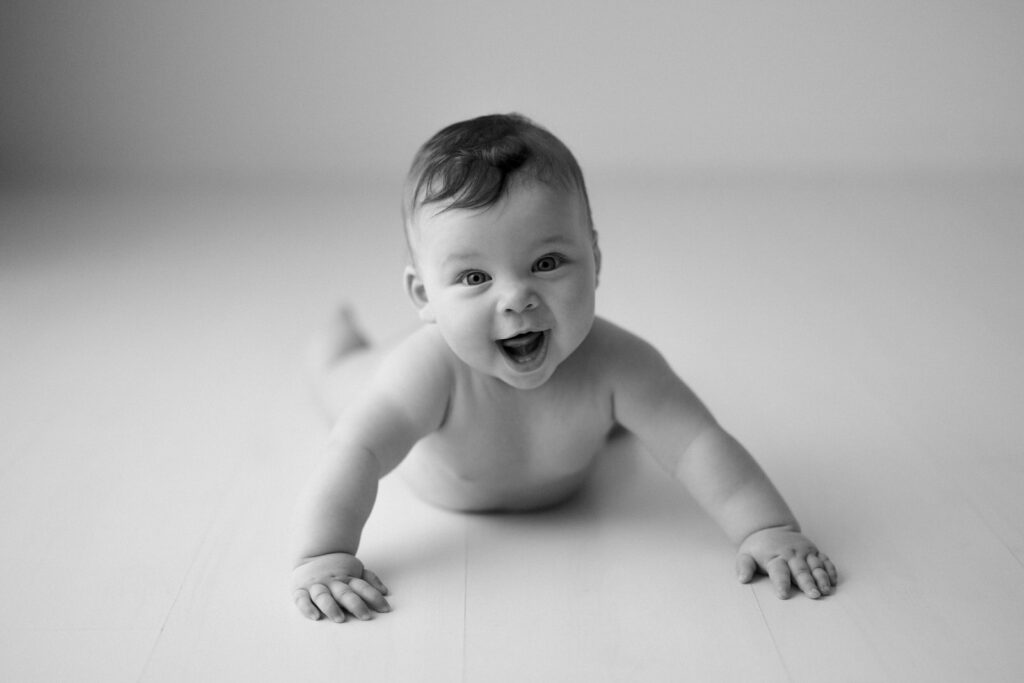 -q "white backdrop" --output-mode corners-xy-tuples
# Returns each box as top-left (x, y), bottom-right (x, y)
(2, 1), (1023, 182)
